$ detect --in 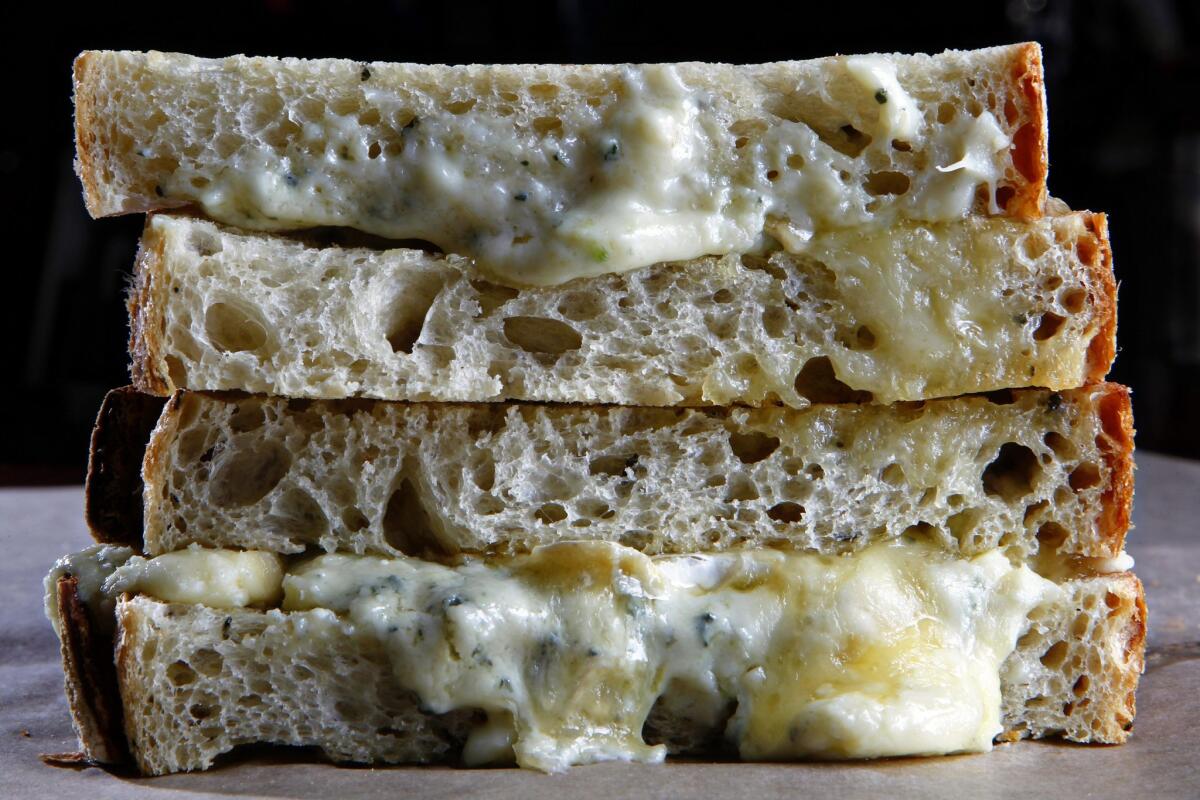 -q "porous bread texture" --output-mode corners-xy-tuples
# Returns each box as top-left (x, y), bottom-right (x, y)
(129, 212), (1115, 407)
(141, 384), (1134, 562)
(111, 573), (1144, 775)
(75, 45), (1045, 240)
